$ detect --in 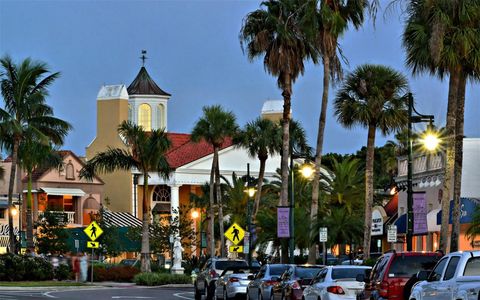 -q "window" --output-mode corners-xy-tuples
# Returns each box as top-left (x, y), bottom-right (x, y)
(158, 104), (165, 129)
(138, 103), (151, 131)
(153, 185), (170, 202)
(443, 256), (460, 280)
(128, 104), (133, 122)
(428, 257), (448, 282)
(0, 209), (5, 219)
(66, 162), (75, 180)
(332, 268), (370, 280)
(269, 265), (290, 276)
(464, 257), (480, 276)
(389, 255), (440, 278)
